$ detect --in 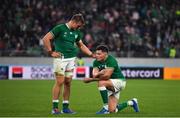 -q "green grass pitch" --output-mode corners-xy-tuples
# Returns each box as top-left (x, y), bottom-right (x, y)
(0, 79), (180, 117)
